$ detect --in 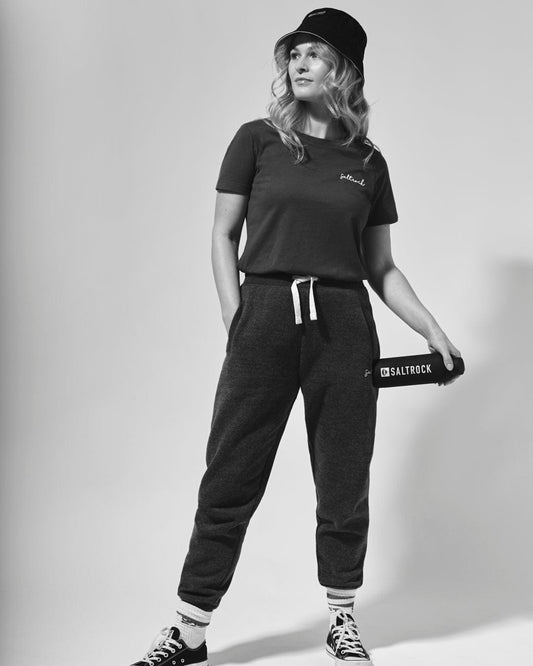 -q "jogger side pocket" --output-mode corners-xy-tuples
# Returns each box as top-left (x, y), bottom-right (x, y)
(225, 298), (245, 353)
(356, 290), (381, 361)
